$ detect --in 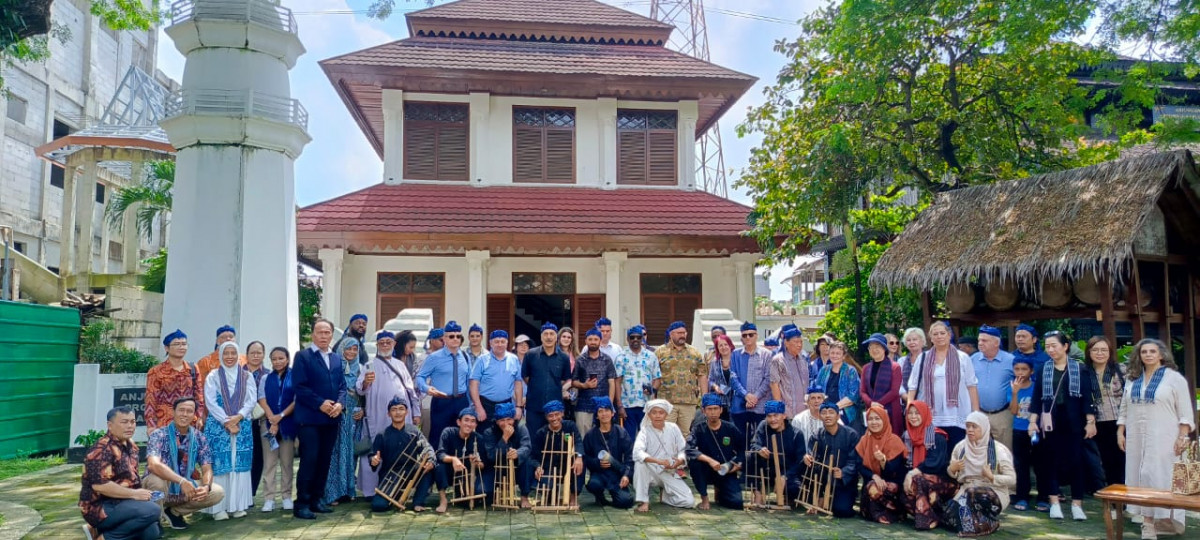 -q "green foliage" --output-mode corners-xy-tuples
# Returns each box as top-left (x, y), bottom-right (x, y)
(89, 0), (159, 32)
(105, 160), (173, 243)
(818, 241), (925, 347)
(140, 248), (167, 293)
(80, 318), (158, 374)
(1096, 0), (1200, 68)
(298, 270), (321, 343)
(0, 453), (65, 481)
(365, 0), (435, 20)
(73, 430), (106, 449)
